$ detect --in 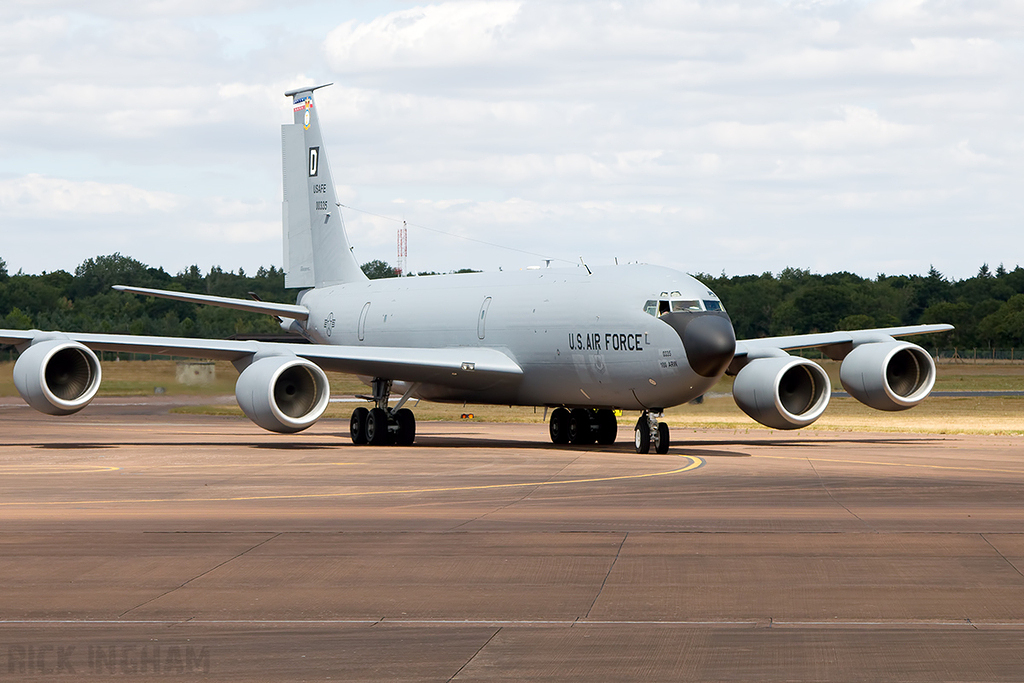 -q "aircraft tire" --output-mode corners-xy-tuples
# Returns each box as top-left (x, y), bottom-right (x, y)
(595, 409), (617, 444)
(569, 408), (594, 445)
(655, 422), (670, 454)
(549, 407), (570, 444)
(365, 407), (389, 446)
(350, 407), (369, 445)
(394, 408), (416, 446)
(634, 416), (651, 454)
